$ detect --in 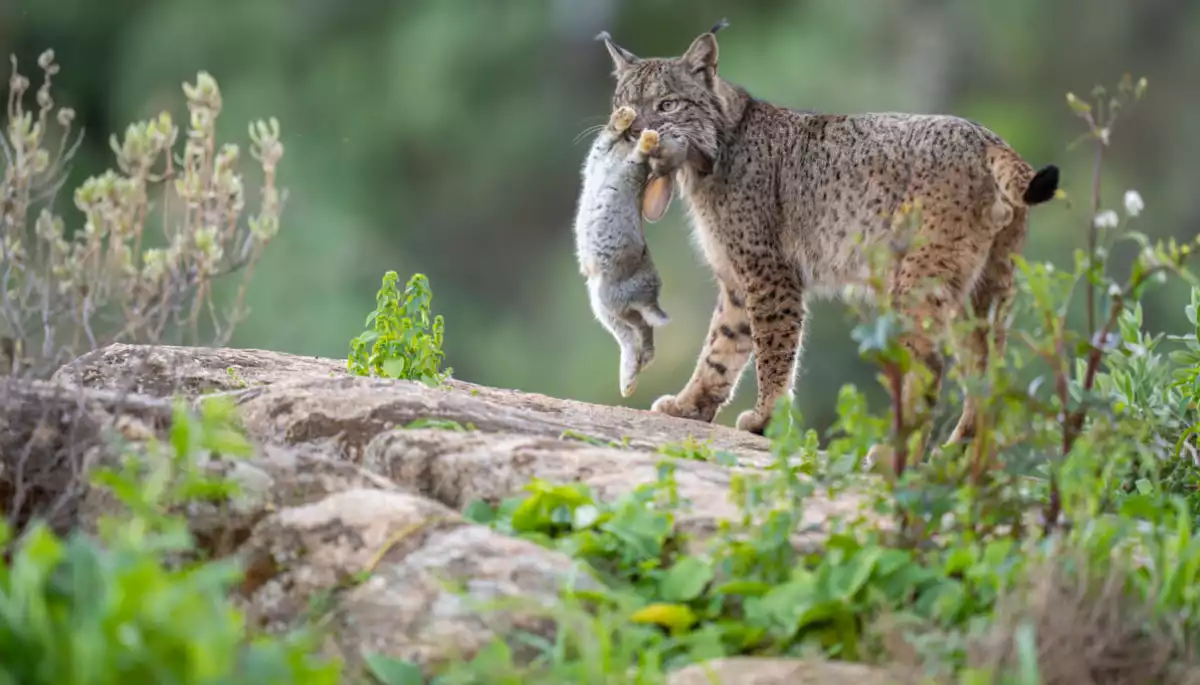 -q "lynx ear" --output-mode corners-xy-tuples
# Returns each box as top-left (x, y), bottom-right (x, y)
(682, 19), (727, 84)
(596, 31), (638, 76)
(642, 175), (674, 223)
